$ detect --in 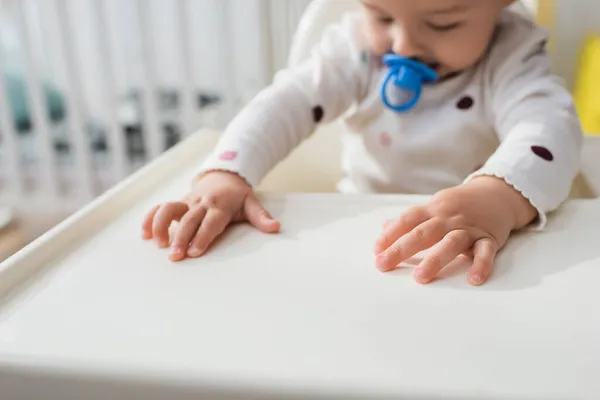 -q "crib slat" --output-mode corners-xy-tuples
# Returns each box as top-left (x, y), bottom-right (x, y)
(93, 0), (129, 182)
(215, 0), (236, 126)
(0, 0), (24, 200)
(136, 0), (163, 161)
(55, 0), (95, 200)
(14, 0), (60, 198)
(176, 0), (196, 135)
(257, 0), (275, 85)
(268, 0), (289, 72)
(0, 53), (23, 200)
